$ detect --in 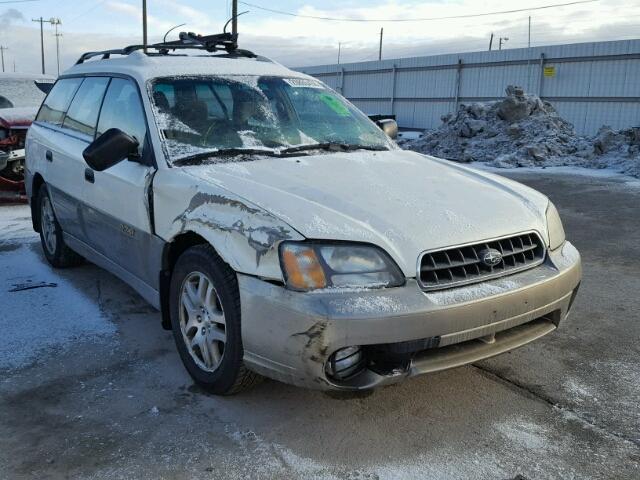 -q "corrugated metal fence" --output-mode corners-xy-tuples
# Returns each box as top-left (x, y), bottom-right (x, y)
(297, 39), (640, 135)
